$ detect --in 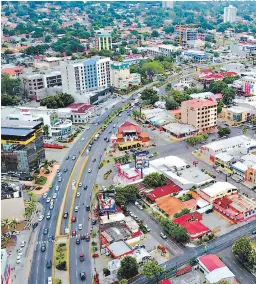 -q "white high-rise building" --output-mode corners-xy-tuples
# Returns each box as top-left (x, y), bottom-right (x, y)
(60, 57), (111, 103)
(162, 1), (174, 9)
(224, 5), (237, 23)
